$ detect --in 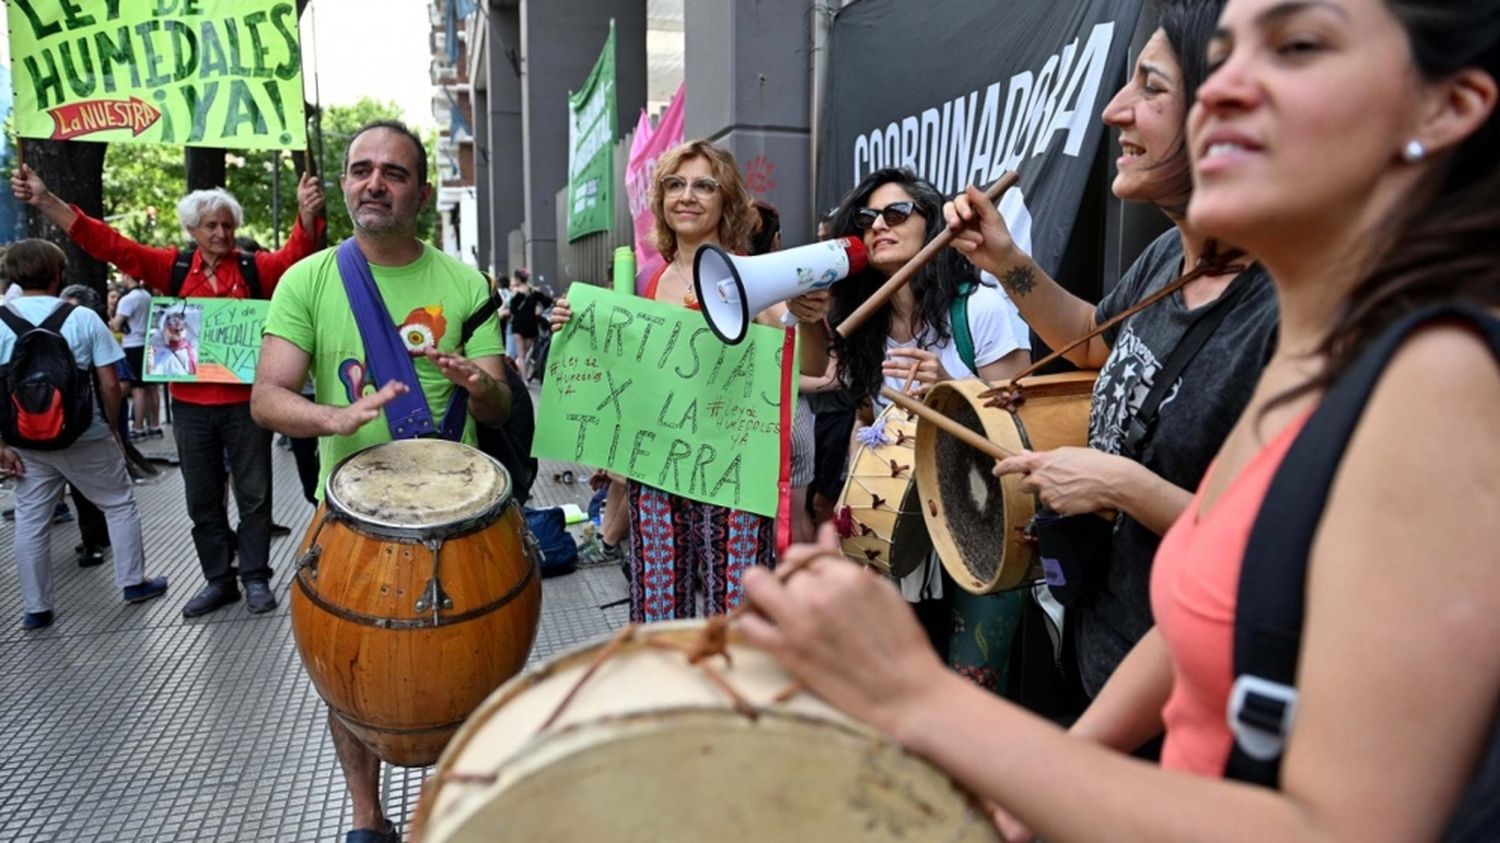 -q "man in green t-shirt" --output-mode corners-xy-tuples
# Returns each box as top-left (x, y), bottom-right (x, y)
(251, 120), (509, 843)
